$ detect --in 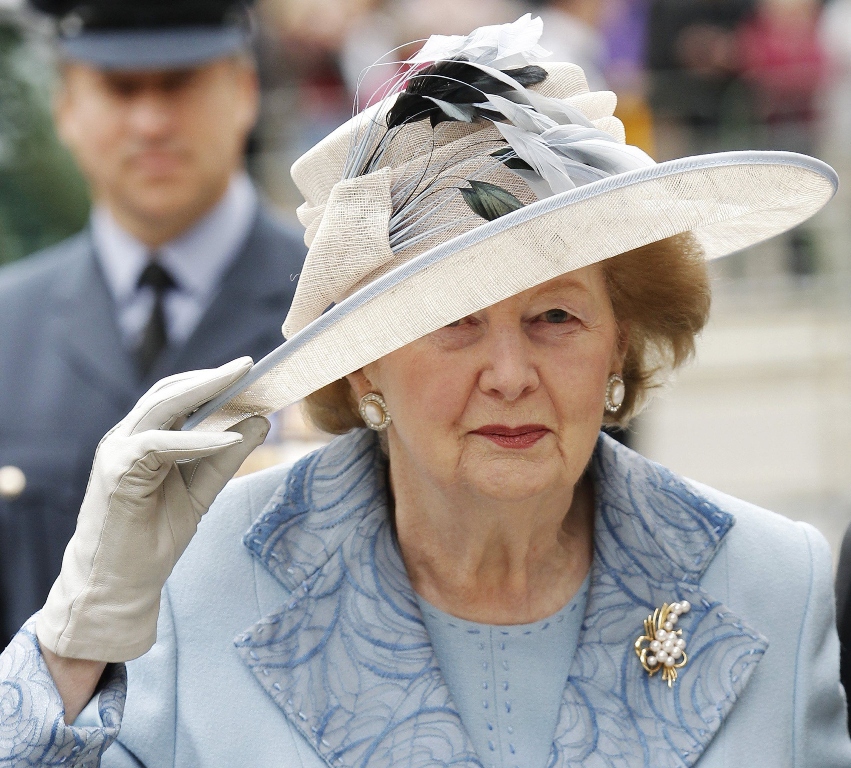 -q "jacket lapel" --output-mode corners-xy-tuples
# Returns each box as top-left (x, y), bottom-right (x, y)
(48, 231), (139, 407)
(158, 208), (300, 379)
(237, 431), (767, 768)
(236, 430), (481, 767)
(551, 437), (768, 767)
